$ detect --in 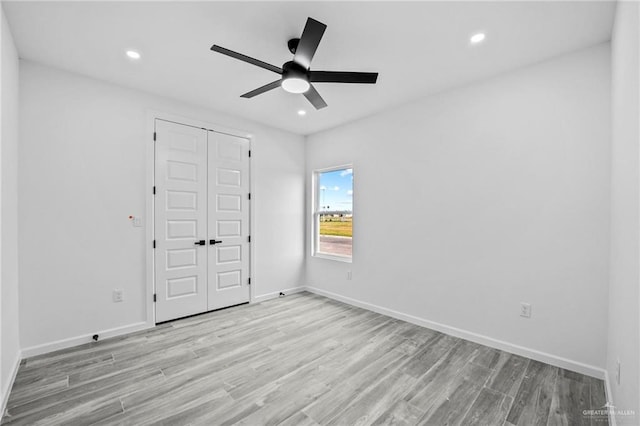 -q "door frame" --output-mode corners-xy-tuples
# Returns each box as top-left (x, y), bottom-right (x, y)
(145, 110), (254, 325)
